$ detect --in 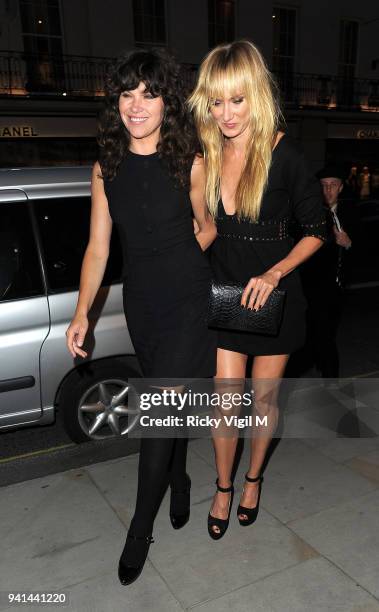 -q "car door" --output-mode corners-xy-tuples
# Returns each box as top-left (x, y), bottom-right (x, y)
(32, 194), (133, 411)
(0, 190), (50, 430)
